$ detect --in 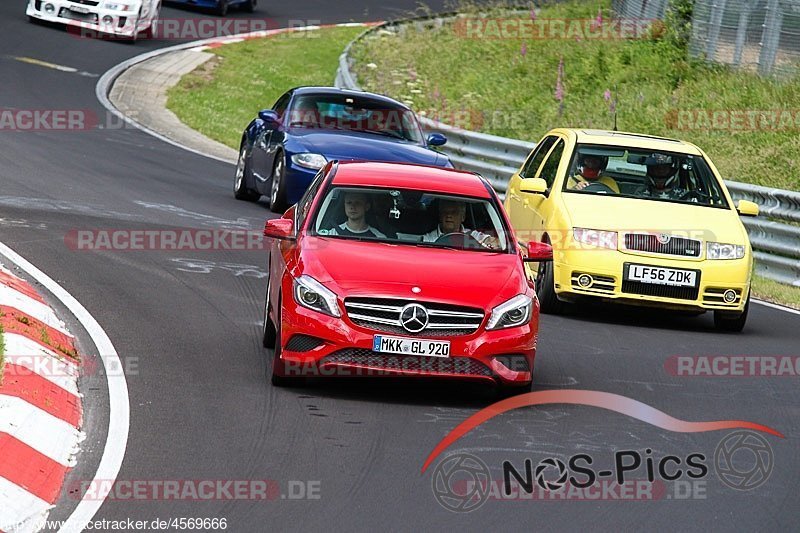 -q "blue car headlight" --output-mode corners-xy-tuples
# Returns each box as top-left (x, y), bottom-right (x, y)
(291, 153), (328, 170)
